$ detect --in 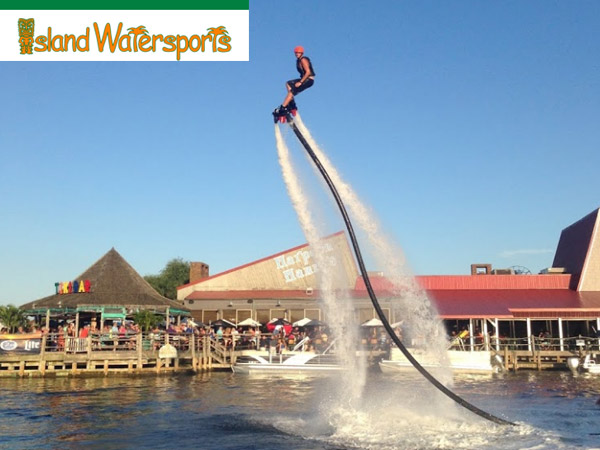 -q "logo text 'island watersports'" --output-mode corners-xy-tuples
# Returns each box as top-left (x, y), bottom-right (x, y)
(2, 0), (249, 61)
(18, 20), (232, 61)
